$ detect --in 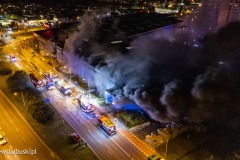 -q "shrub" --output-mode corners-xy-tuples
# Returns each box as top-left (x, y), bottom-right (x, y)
(0, 67), (12, 75)
(24, 87), (43, 106)
(7, 70), (30, 91)
(33, 105), (55, 124)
